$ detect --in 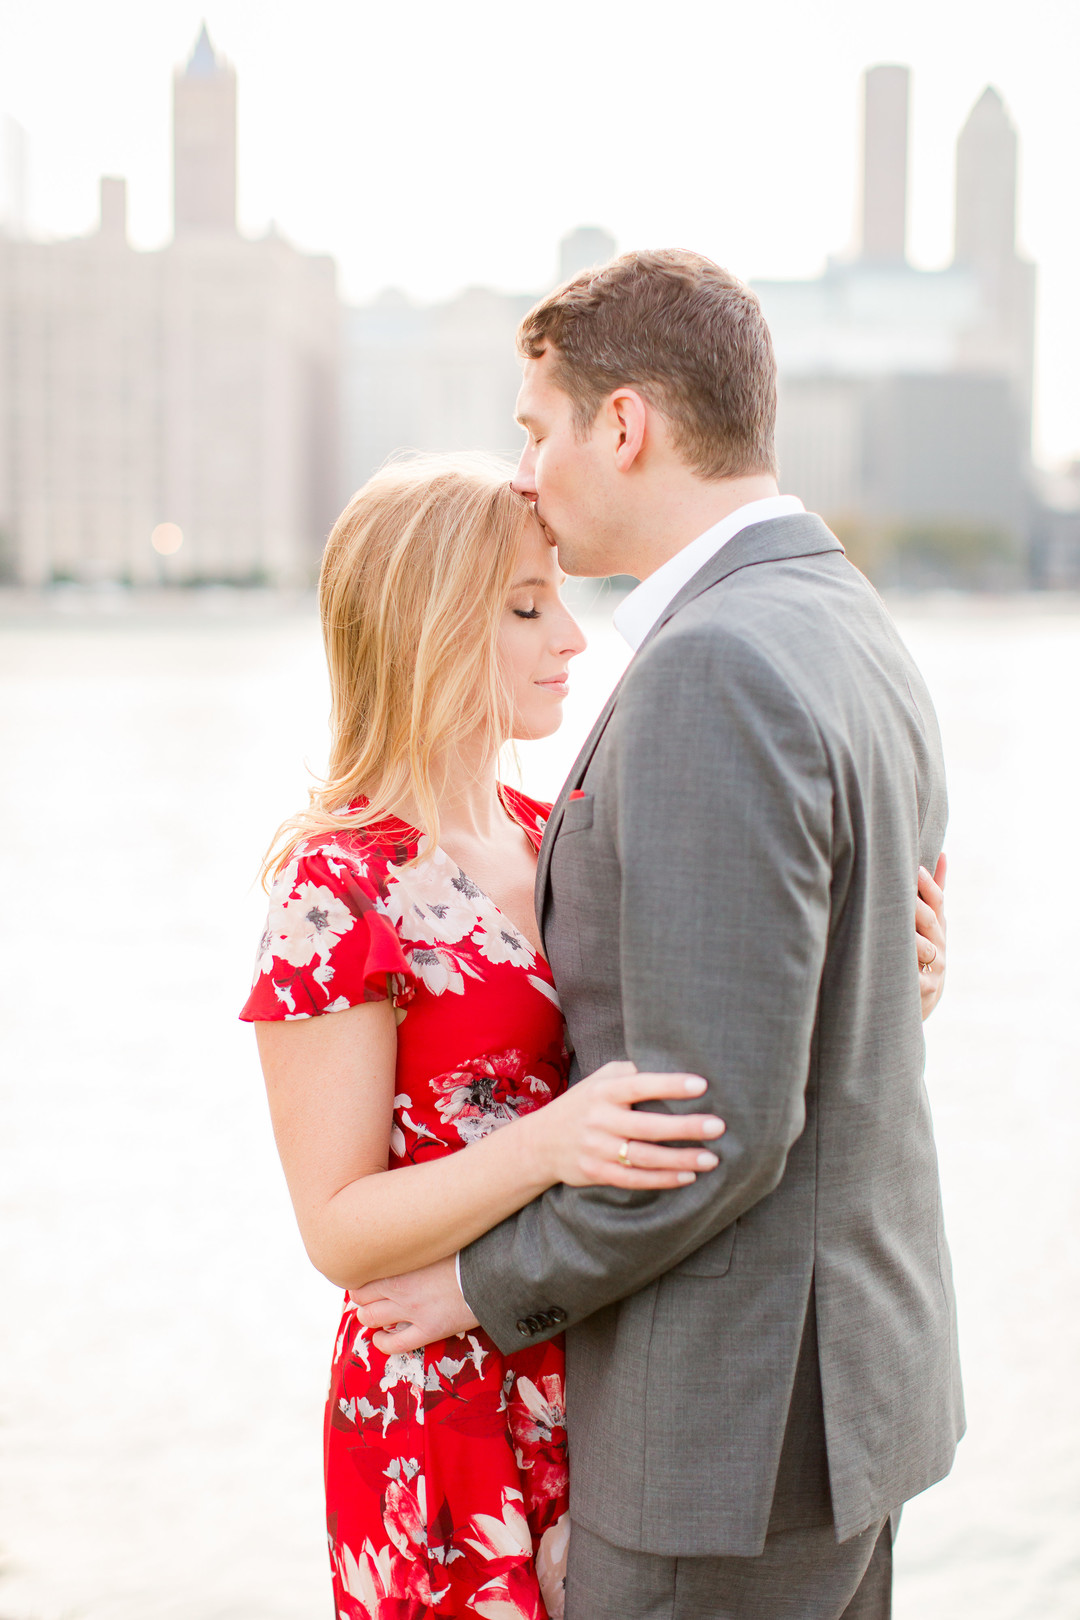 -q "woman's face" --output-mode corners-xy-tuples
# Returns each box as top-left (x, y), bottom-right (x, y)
(498, 517), (587, 741)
